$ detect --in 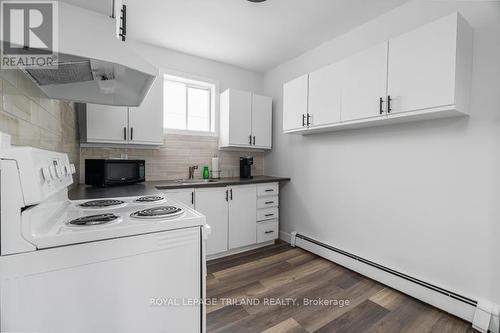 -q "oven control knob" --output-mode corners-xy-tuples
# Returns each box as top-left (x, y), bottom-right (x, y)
(55, 166), (63, 178)
(63, 165), (70, 176)
(41, 167), (51, 182)
(49, 166), (57, 179)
